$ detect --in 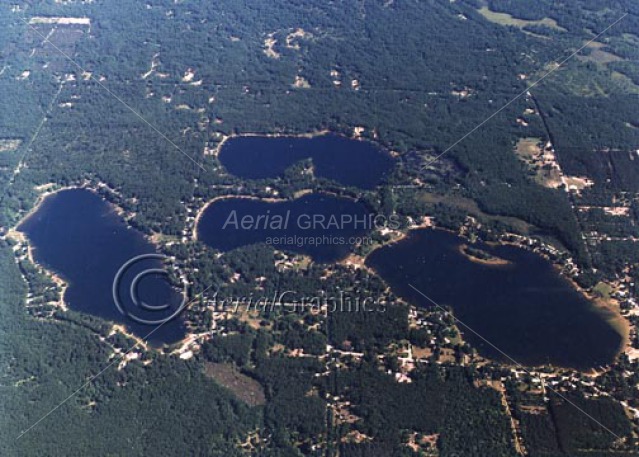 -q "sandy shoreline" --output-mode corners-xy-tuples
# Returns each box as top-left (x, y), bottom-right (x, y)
(109, 324), (150, 352)
(10, 183), (152, 323)
(16, 183), (129, 230)
(359, 217), (435, 259)
(15, 184), (78, 229)
(360, 224), (632, 371)
(24, 240), (70, 312)
(9, 185), (84, 314)
(562, 274), (631, 362)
